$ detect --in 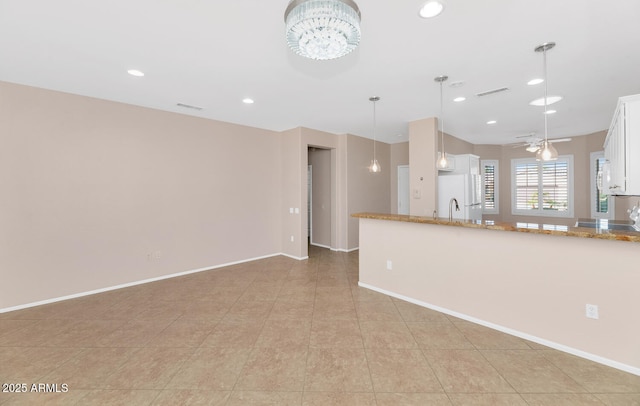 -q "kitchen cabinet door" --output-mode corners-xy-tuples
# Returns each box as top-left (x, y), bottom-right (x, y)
(604, 105), (626, 194)
(603, 94), (640, 196)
